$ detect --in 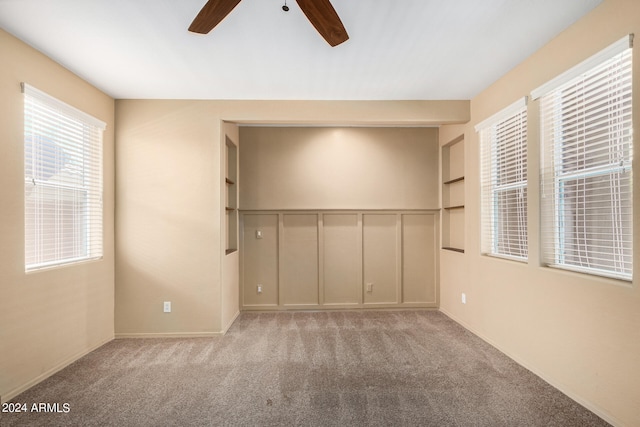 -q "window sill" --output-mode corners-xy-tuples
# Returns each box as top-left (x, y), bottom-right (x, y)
(26, 256), (104, 274)
(481, 252), (528, 264)
(543, 263), (632, 286)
